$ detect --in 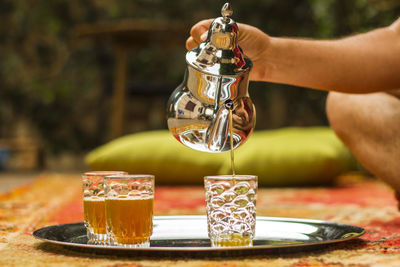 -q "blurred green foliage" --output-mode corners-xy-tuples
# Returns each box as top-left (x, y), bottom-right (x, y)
(0, 0), (399, 153)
